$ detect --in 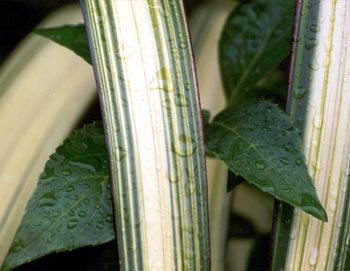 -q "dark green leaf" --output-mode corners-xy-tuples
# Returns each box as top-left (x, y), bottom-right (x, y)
(205, 101), (327, 221)
(3, 122), (114, 271)
(201, 109), (211, 127)
(34, 24), (91, 64)
(219, 0), (295, 105)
